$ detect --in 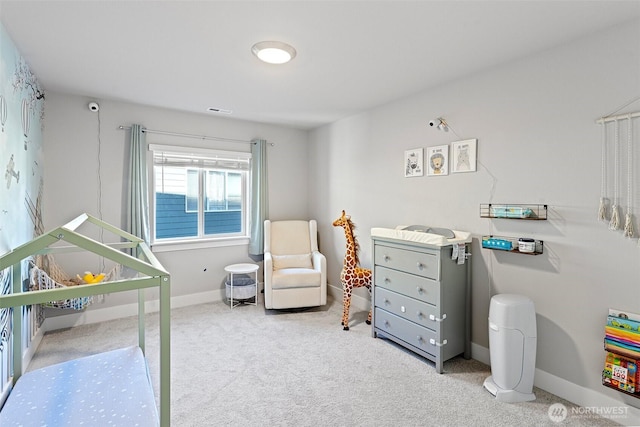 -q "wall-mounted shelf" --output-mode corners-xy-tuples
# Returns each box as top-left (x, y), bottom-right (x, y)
(602, 348), (640, 399)
(480, 204), (547, 220)
(603, 309), (640, 399)
(602, 378), (640, 399)
(481, 236), (544, 255)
